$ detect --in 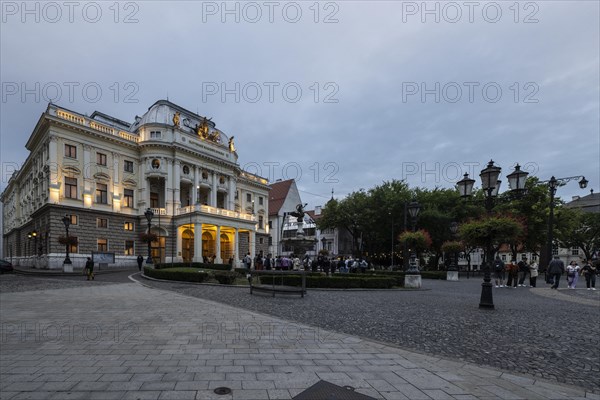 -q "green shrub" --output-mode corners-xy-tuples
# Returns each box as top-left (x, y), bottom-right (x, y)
(155, 262), (231, 271)
(258, 275), (396, 289)
(144, 267), (208, 283)
(213, 272), (237, 285)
